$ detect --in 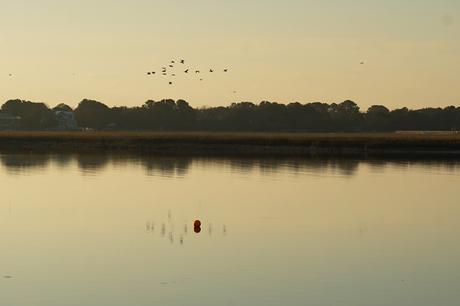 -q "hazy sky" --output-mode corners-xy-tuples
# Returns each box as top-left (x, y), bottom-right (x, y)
(0, 0), (459, 110)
